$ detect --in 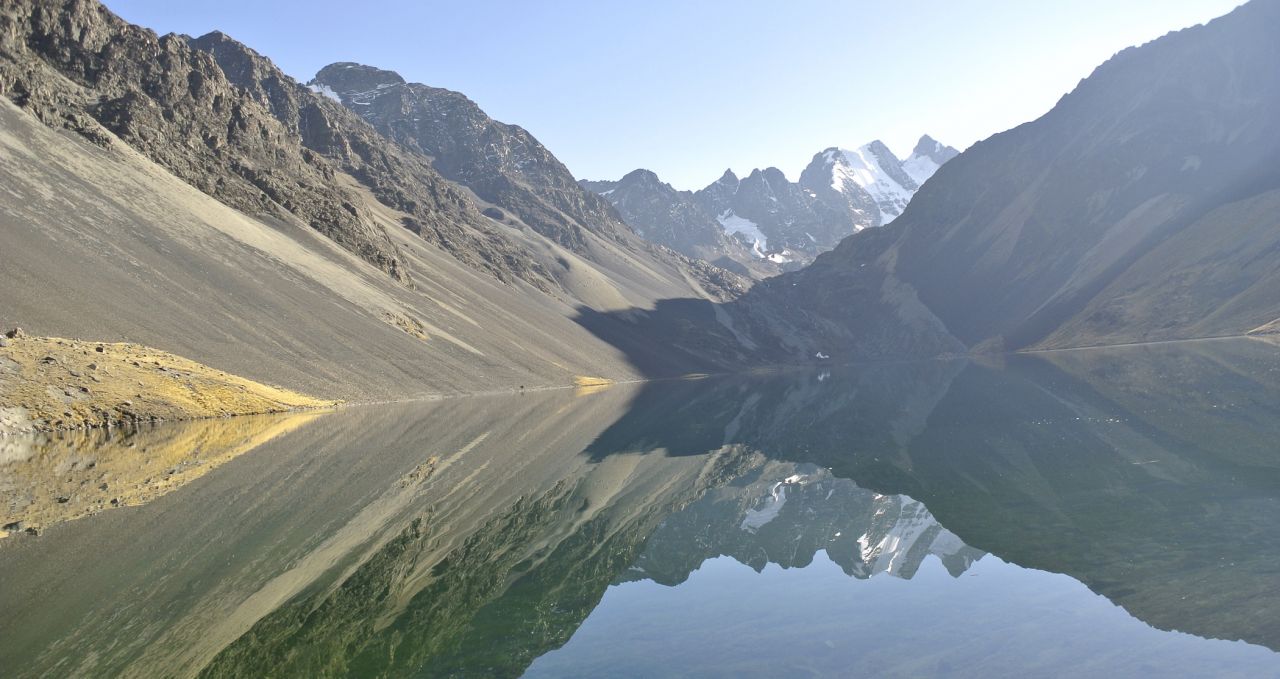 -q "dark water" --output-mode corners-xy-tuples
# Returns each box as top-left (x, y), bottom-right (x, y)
(2, 338), (1280, 678)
